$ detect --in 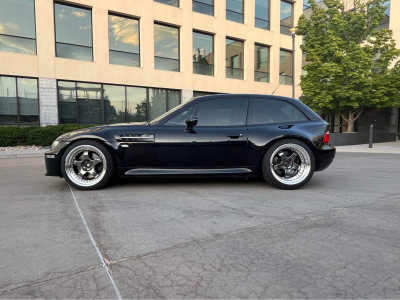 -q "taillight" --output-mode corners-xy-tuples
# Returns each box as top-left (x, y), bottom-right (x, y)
(323, 131), (330, 144)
